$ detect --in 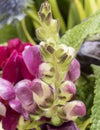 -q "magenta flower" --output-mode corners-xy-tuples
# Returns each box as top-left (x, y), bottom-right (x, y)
(0, 78), (37, 130)
(22, 45), (43, 78)
(0, 78), (21, 130)
(0, 38), (38, 83)
(0, 46), (10, 69)
(2, 107), (20, 130)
